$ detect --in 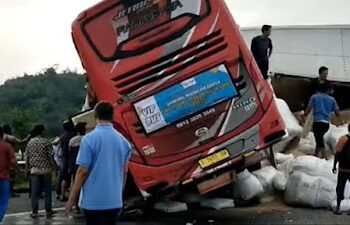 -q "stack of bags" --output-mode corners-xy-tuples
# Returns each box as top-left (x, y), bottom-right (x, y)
(283, 156), (336, 208)
(233, 153), (292, 203)
(233, 154), (341, 209)
(324, 124), (348, 154)
(232, 98), (348, 208)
